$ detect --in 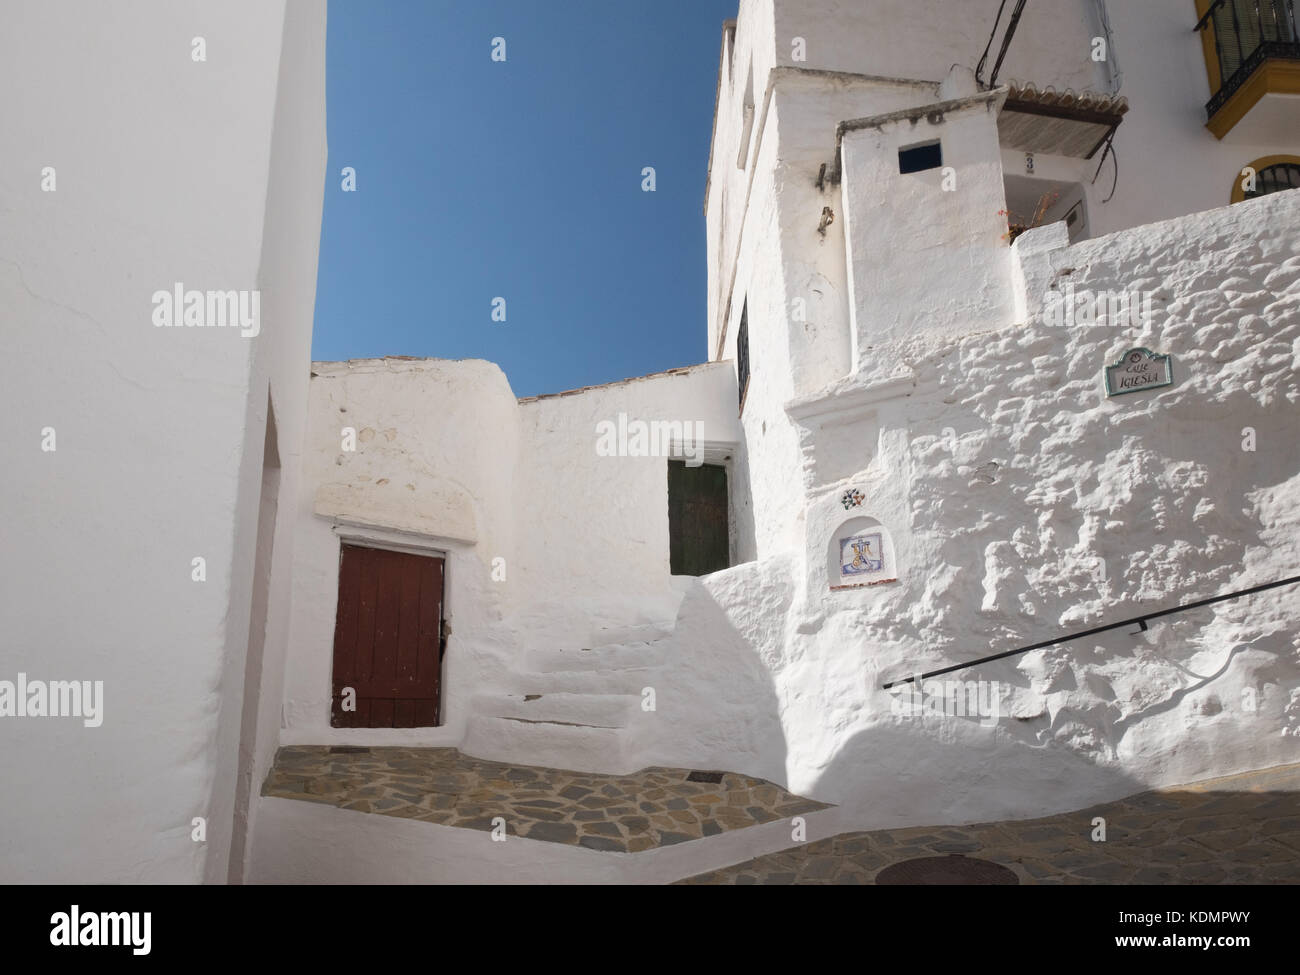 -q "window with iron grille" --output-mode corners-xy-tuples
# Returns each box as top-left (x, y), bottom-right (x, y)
(1245, 161), (1300, 198)
(737, 300), (750, 411)
(1200, 0), (1300, 118)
